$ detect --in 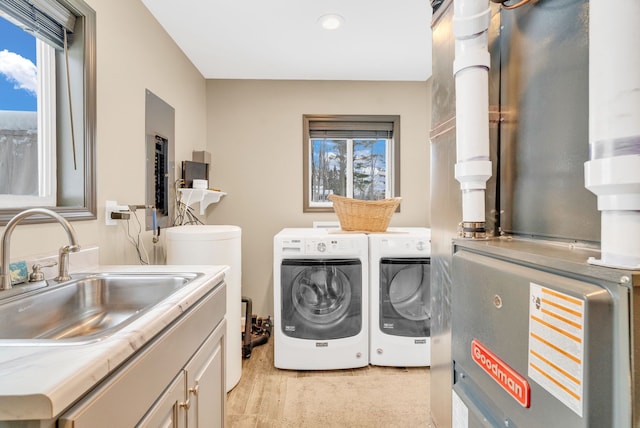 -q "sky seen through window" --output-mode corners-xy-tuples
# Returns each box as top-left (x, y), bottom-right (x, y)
(0, 15), (37, 112)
